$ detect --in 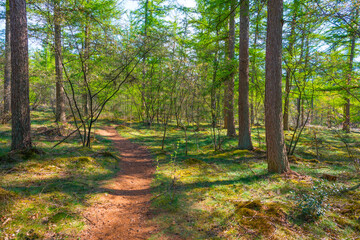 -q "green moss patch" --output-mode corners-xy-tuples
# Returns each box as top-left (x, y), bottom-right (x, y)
(234, 200), (287, 237)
